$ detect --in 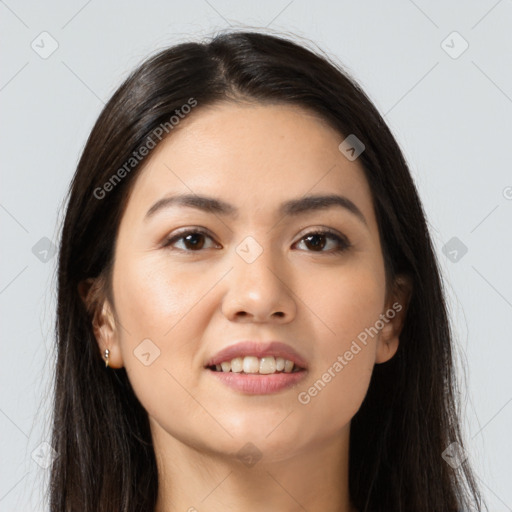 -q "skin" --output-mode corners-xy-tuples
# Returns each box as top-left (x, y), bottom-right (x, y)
(81, 102), (412, 512)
